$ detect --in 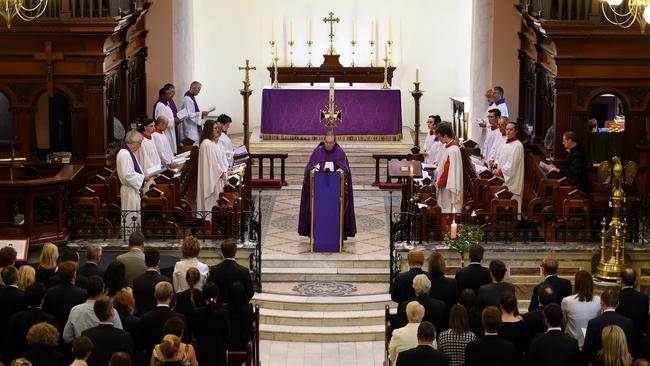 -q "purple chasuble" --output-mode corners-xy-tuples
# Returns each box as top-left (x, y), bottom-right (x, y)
(298, 142), (356, 238)
(184, 91), (200, 112)
(122, 146), (143, 174)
